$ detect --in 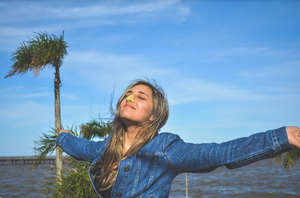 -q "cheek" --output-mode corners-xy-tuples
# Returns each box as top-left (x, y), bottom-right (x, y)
(121, 97), (127, 105)
(119, 99), (126, 112)
(148, 101), (154, 113)
(144, 103), (153, 114)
